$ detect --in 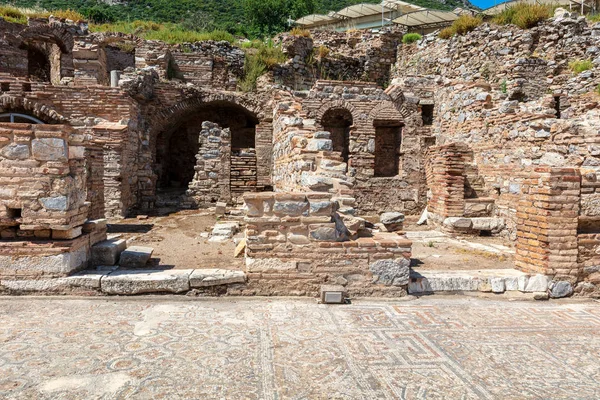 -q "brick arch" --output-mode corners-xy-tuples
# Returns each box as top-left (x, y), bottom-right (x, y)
(18, 25), (74, 53)
(367, 101), (405, 125)
(150, 93), (264, 139)
(314, 100), (359, 125)
(0, 96), (67, 123)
